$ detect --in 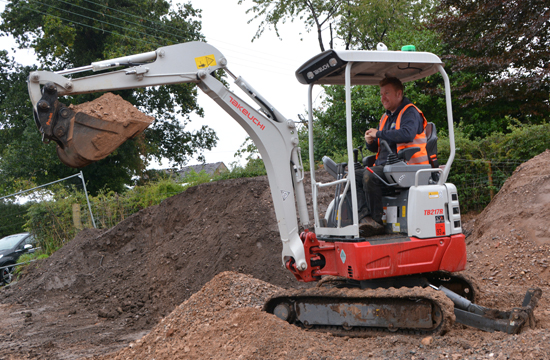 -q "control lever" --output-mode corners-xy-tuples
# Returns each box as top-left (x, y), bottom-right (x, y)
(357, 145), (364, 160)
(353, 149), (363, 170)
(380, 140), (400, 165)
(363, 140), (398, 186)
